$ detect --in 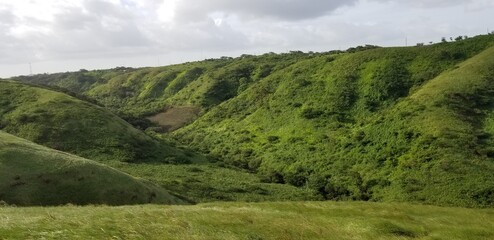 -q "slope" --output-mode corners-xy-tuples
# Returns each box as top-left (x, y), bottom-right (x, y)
(0, 81), (193, 163)
(0, 131), (185, 206)
(173, 36), (494, 207)
(15, 52), (314, 119)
